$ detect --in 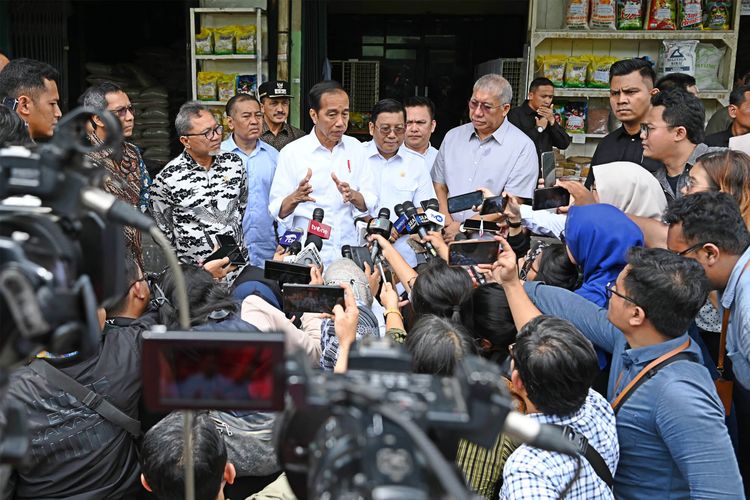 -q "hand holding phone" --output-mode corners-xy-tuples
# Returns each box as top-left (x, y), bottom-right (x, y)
(479, 195), (506, 215)
(448, 240), (500, 266)
(205, 233), (246, 266)
(532, 187), (570, 211)
(447, 190), (484, 214)
(282, 284), (345, 314)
